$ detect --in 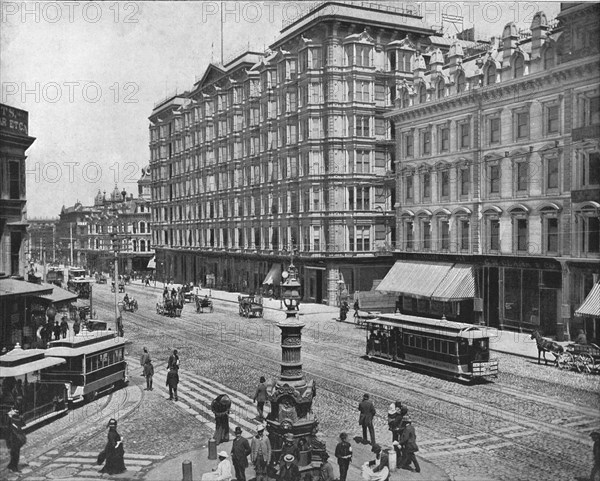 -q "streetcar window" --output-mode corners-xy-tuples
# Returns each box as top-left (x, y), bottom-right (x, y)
(414, 336), (421, 349)
(434, 339), (441, 352)
(427, 339), (434, 351)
